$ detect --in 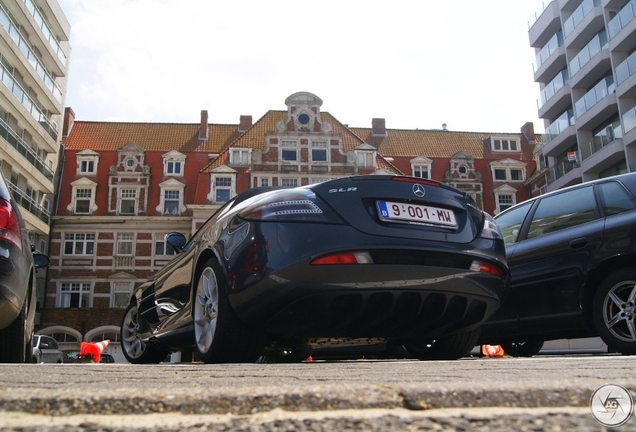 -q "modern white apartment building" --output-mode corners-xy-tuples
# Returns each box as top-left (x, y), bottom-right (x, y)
(0, 0), (70, 310)
(0, 0), (69, 247)
(530, 0), (636, 191)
